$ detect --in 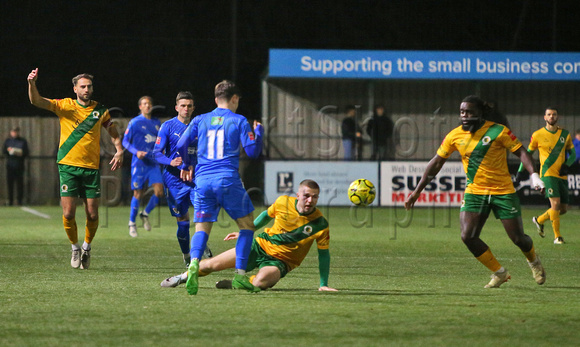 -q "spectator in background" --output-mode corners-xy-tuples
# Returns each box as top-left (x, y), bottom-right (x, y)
(3, 127), (29, 205)
(367, 104), (394, 161)
(573, 129), (580, 165)
(341, 105), (361, 161)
